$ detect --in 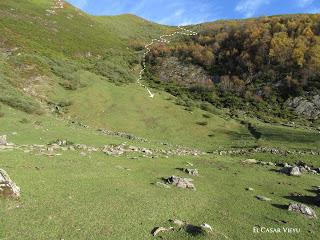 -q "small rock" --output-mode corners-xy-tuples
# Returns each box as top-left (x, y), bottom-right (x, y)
(288, 203), (317, 219)
(255, 195), (272, 201)
(243, 159), (258, 164)
(0, 135), (7, 145)
(201, 223), (213, 232)
(246, 187), (254, 191)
